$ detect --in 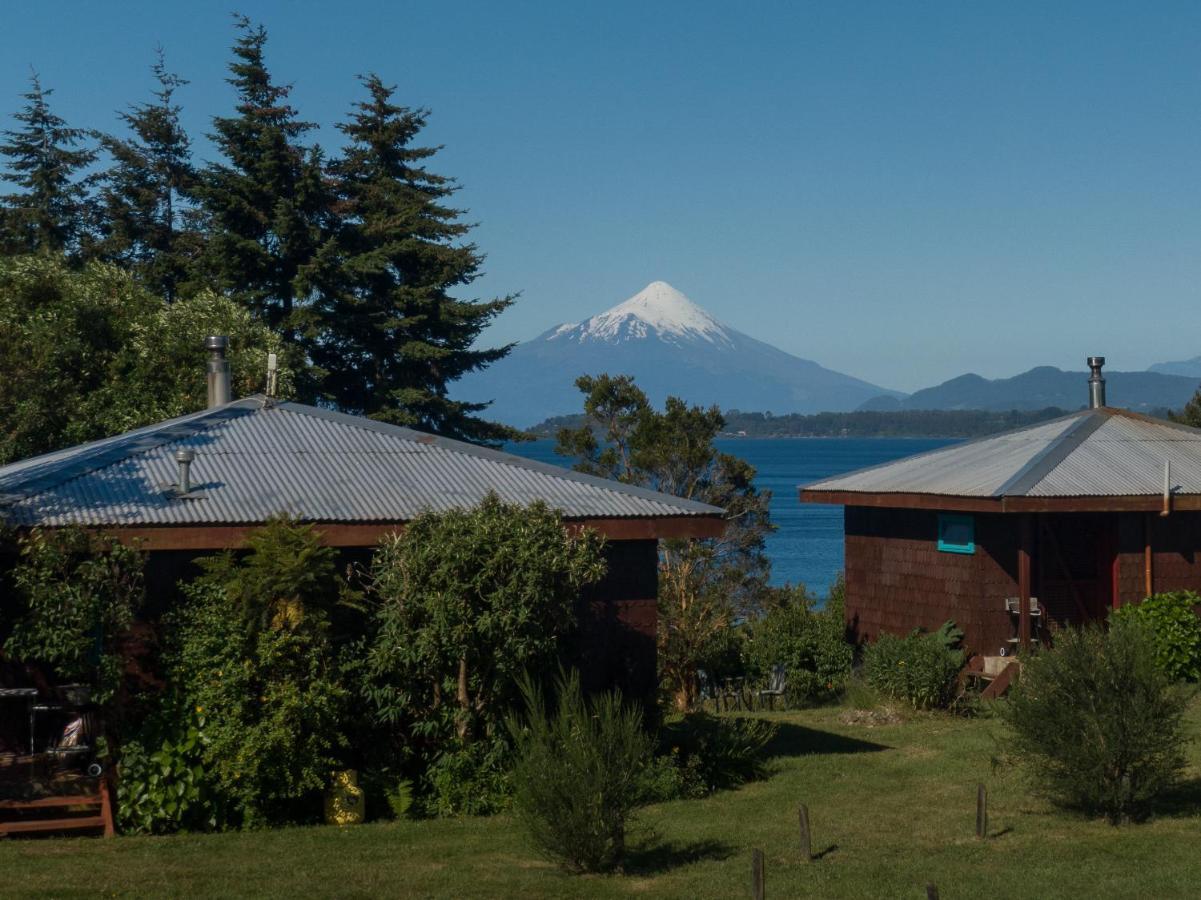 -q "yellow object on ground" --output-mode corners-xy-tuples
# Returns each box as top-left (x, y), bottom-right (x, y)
(324, 769), (365, 826)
